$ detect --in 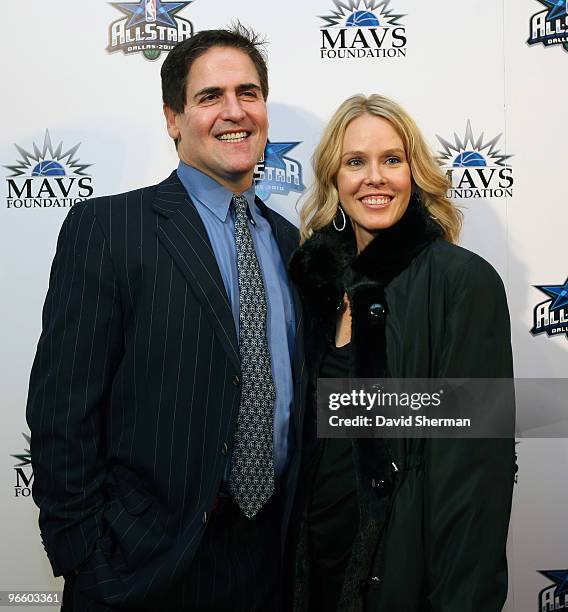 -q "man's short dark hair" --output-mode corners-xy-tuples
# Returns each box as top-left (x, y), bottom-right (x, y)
(161, 23), (269, 115)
